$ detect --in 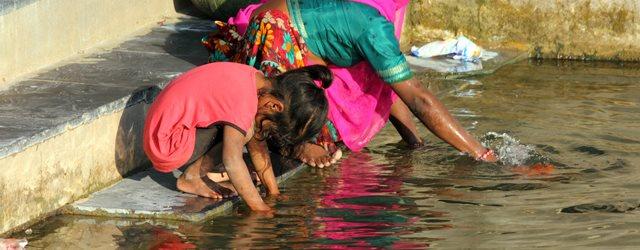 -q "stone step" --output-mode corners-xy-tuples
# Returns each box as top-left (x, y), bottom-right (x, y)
(0, 17), (214, 235)
(0, 0), (182, 88)
(63, 153), (305, 221)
